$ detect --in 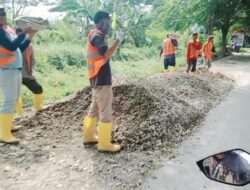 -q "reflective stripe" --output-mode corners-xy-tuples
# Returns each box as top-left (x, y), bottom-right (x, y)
(88, 63), (95, 71)
(0, 26), (17, 66)
(87, 28), (107, 79)
(0, 54), (14, 58)
(87, 51), (102, 59)
(0, 45), (16, 66)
